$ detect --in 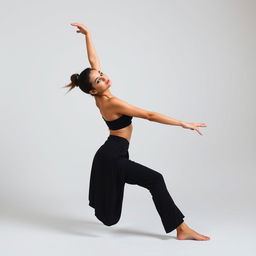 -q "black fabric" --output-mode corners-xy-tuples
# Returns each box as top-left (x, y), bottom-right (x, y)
(88, 135), (129, 226)
(102, 115), (133, 130)
(88, 135), (185, 233)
